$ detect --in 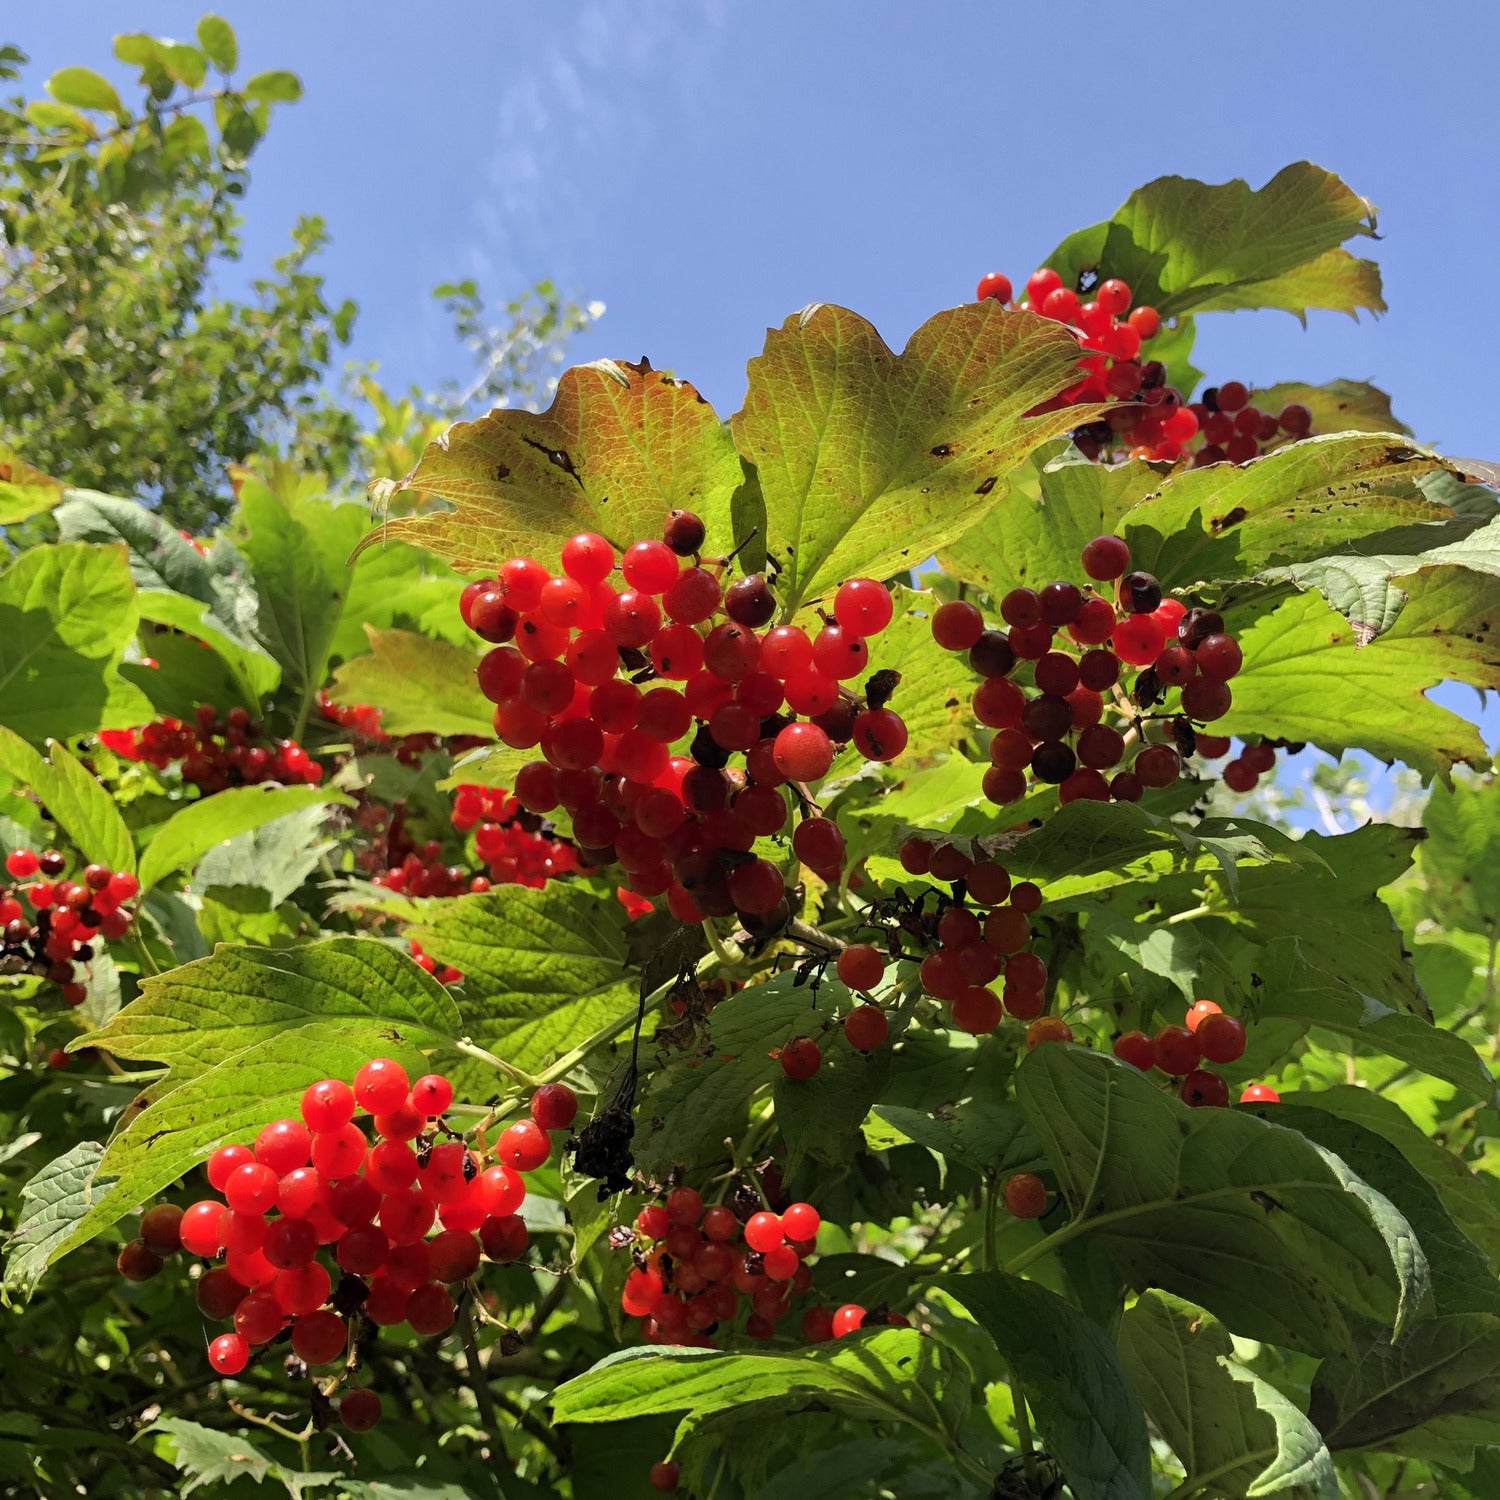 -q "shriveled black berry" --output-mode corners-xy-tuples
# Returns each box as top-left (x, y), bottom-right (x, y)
(1133, 668), (1163, 709)
(724, 574), (777, 628)
(690, 723), (731, 769)
(1177, 607), (1225, 649)
(1118, 572), (1162, 615)
(663, 509), (706, 556)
